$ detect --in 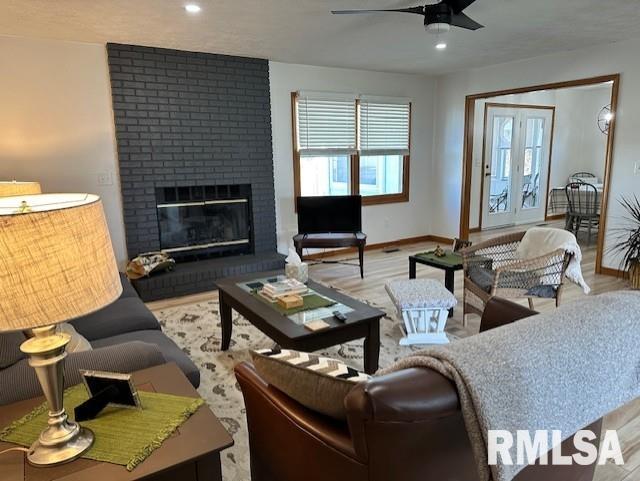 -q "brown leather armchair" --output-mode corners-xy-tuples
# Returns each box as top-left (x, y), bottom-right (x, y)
(235, 298), (601, 481)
